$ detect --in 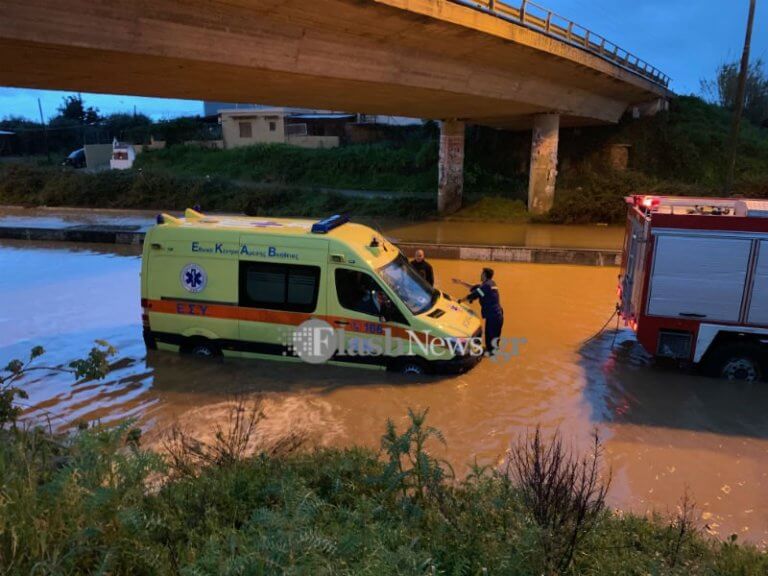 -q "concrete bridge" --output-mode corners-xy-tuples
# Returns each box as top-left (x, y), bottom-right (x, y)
(0, 0), (672, 213)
